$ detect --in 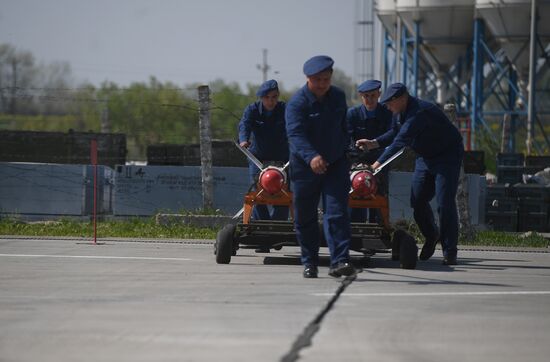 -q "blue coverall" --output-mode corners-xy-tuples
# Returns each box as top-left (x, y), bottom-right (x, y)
(346, 103), (394, 222)
(377, 96), (464, 259)
(285, 85), (351, 268)
(238, 100), (289, 221)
